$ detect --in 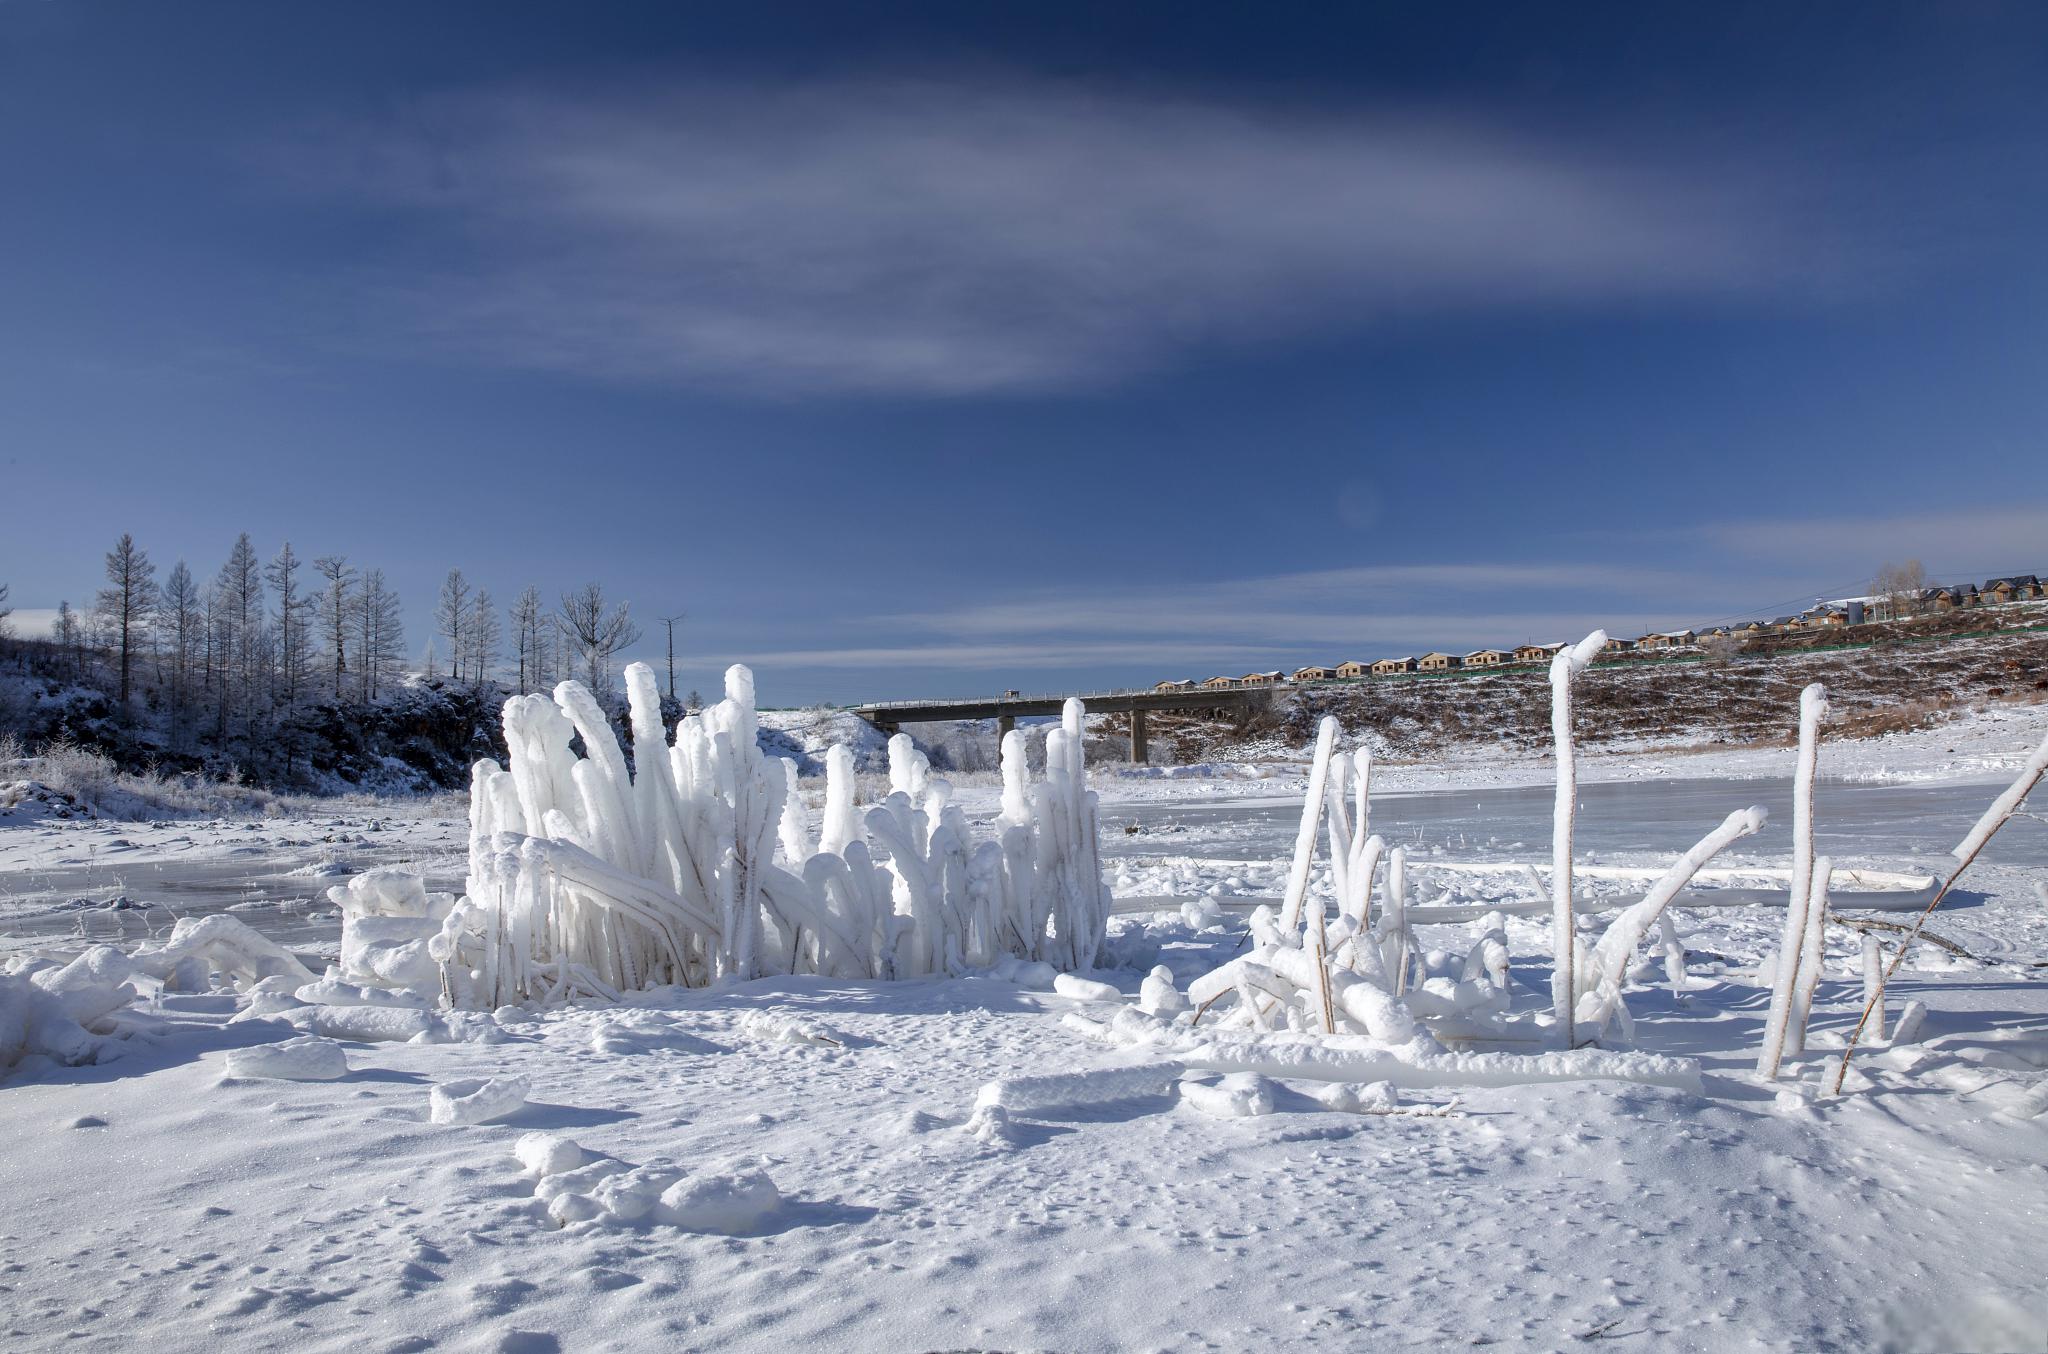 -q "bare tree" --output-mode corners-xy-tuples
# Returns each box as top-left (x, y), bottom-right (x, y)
(52, 600), (83, 677)
(95, 533), (158, 704)
(1873, 559), (1929, 621)
(557, 582), (641, 694)
(437, 569), (471, 681)
(157, 560), (203, 745)
(314, 554), (356, 700)
(467, 587), (501, 686)
(214, 533), (265, 736)
(510, 585), (549, 692)
(659, 612), (685, 703)
(356, 569), (405, 702)
(268, 542), (312, 710)
(0, 580), (12, 639)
